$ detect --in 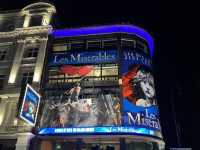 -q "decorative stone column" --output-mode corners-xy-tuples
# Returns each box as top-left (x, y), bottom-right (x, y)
(23, 14), (31, 28)
(42, 12), (52, 26)
(15, 132), (35, 150)
(8, 40), (25, 84)
(33, 38), (48, 83)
